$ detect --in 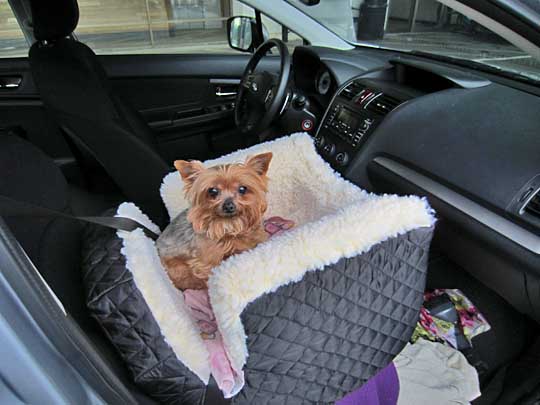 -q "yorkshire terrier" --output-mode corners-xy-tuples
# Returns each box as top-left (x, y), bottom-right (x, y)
(156, 152), (273, 290)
